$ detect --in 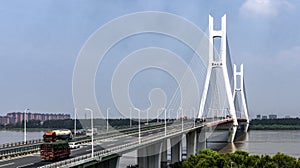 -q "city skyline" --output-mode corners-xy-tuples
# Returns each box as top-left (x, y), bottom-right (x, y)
(0, 111), (70, 125)
(0, 1), (300, 118)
